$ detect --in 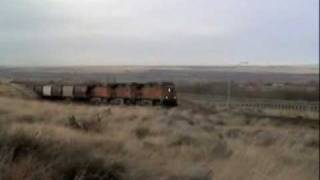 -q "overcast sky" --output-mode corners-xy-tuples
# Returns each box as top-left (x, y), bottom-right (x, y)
(0, 0), (318, 66)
